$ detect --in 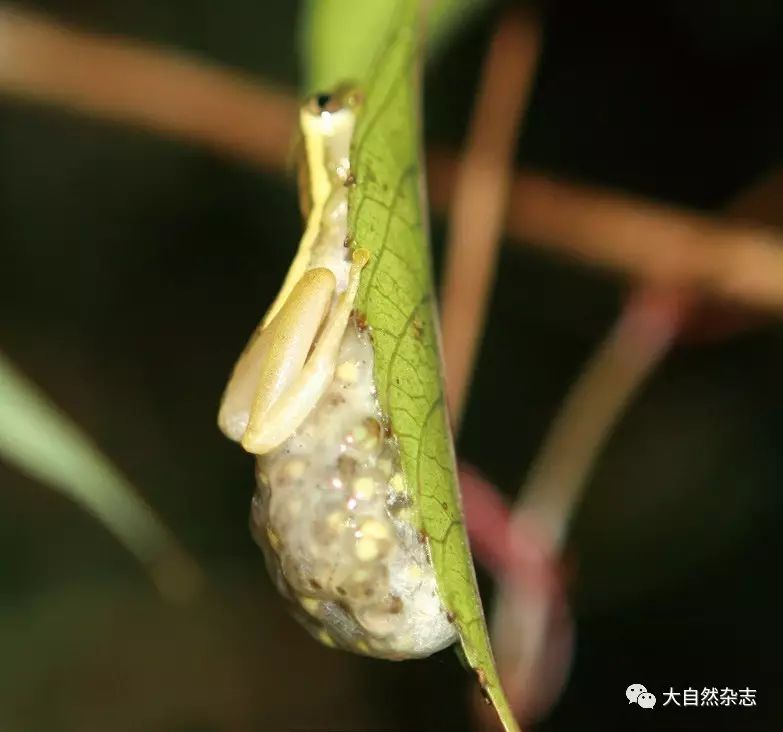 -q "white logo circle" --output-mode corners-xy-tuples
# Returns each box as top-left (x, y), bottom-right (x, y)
(626, 684), (647, 704)
(637, 692), (656, 709)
